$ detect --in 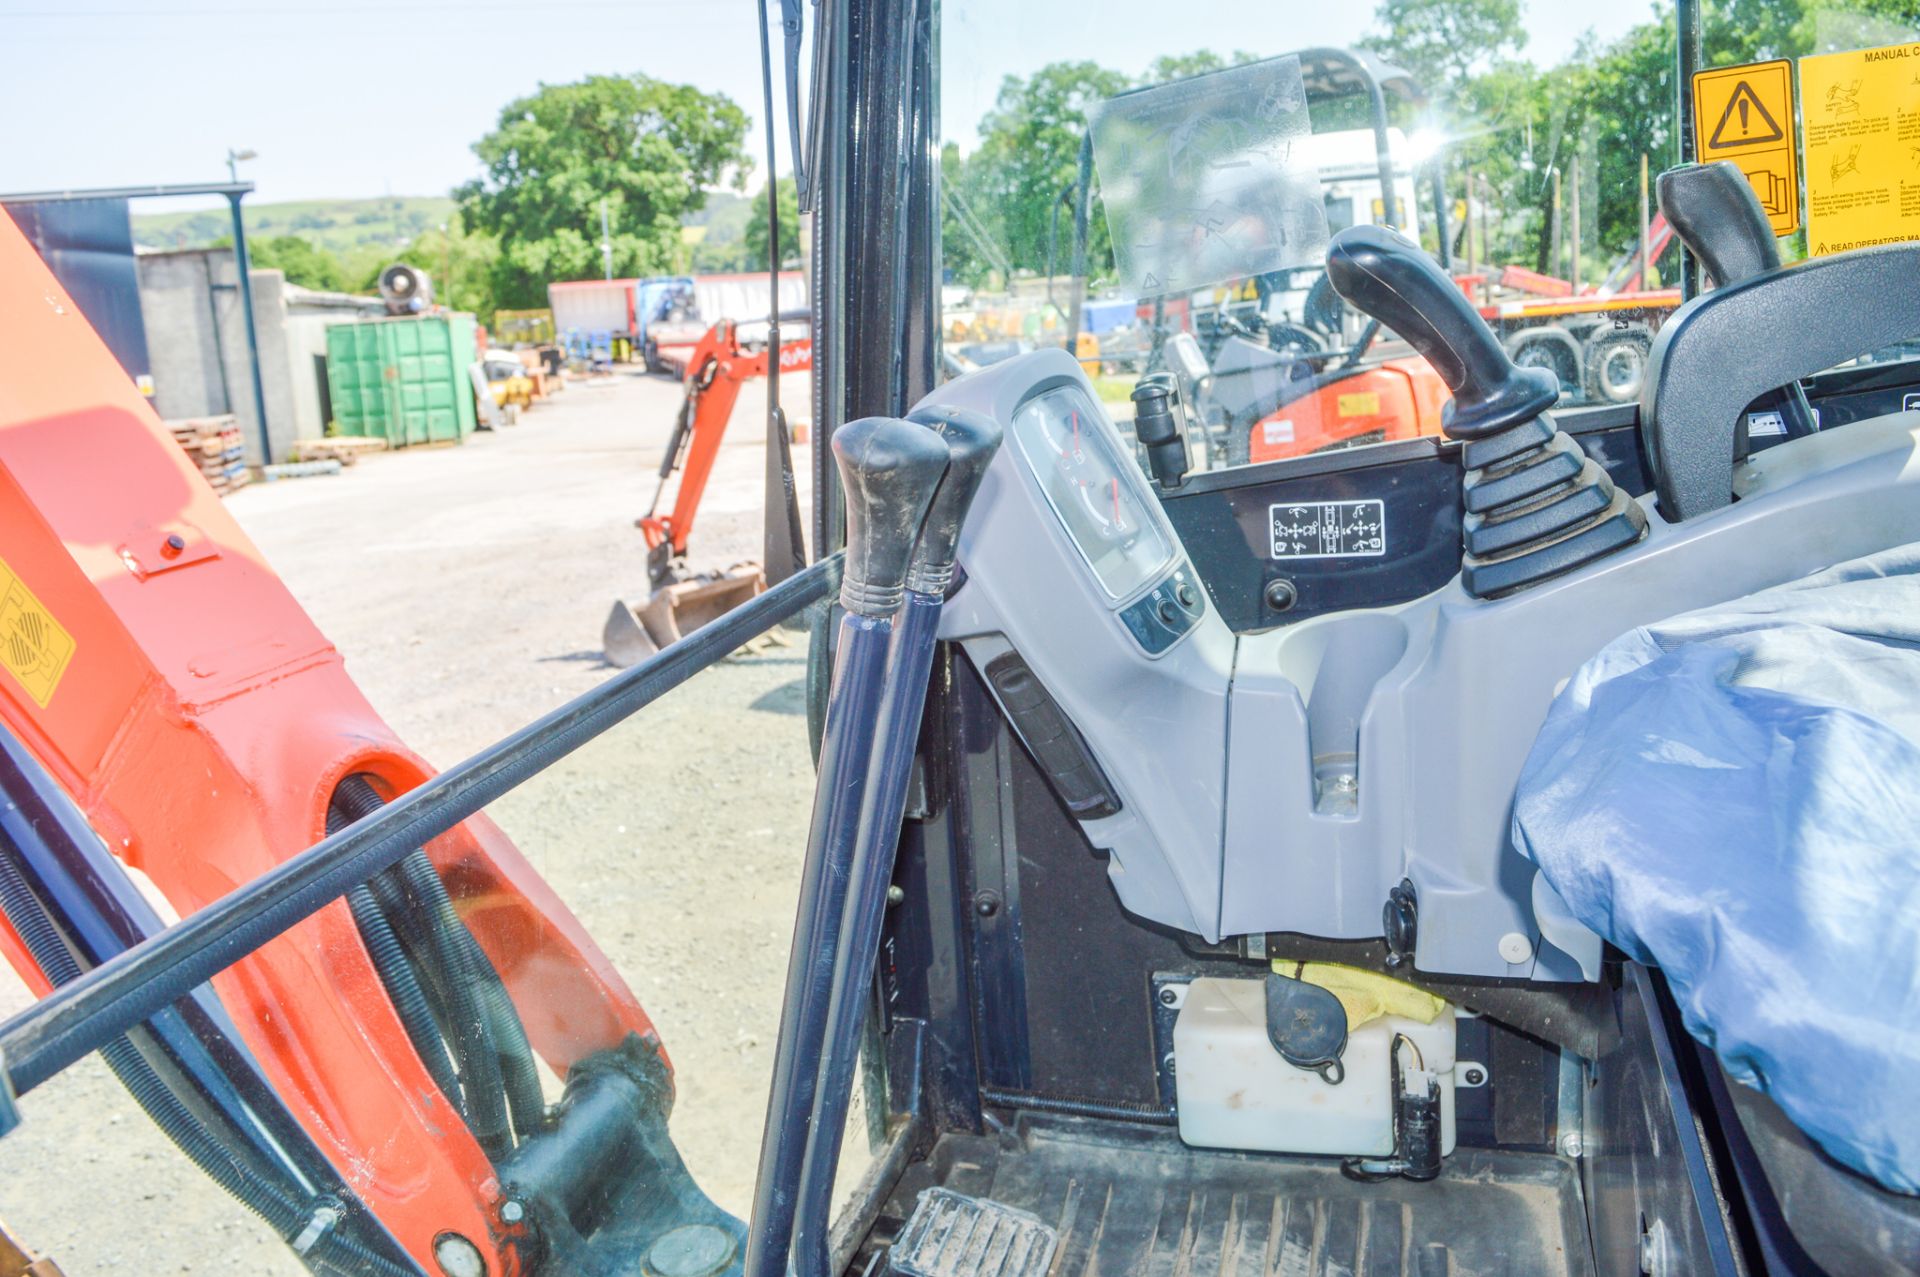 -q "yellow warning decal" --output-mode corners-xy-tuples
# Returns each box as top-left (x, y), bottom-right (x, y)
(1692, 58), (1801, 236)
(1801, 42), (1920, 256)
(0, 555), (76, 709)
(1336, 392), (1381, 417)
